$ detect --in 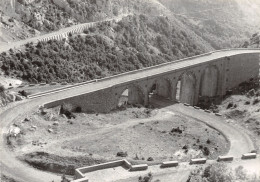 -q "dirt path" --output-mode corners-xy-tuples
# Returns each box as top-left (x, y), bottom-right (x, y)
(0, 99), (62, 182)
(45, 109), (173, 148)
